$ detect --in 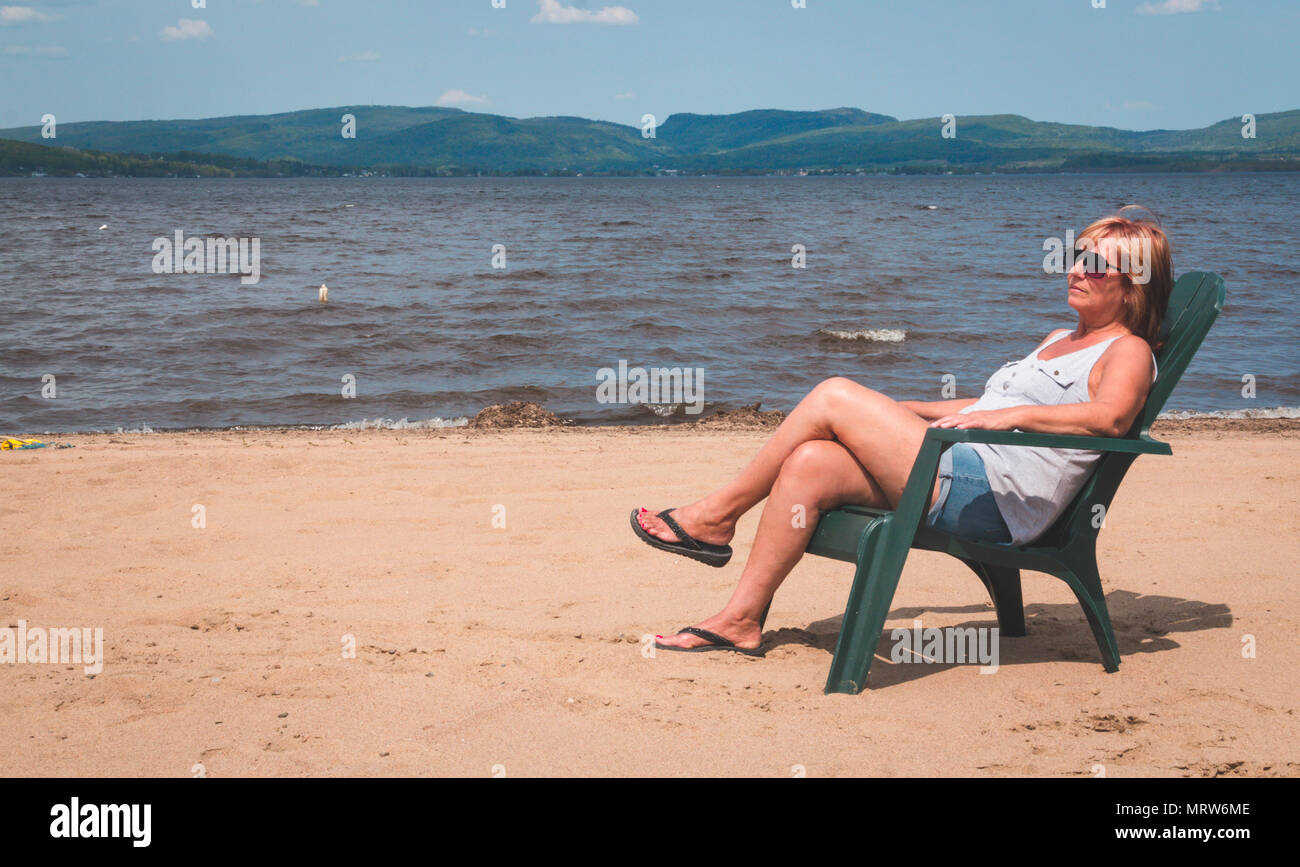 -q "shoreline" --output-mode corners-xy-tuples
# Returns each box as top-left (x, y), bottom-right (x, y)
(9, 168), (1300, 179)
(12, 414), (1300, 440)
